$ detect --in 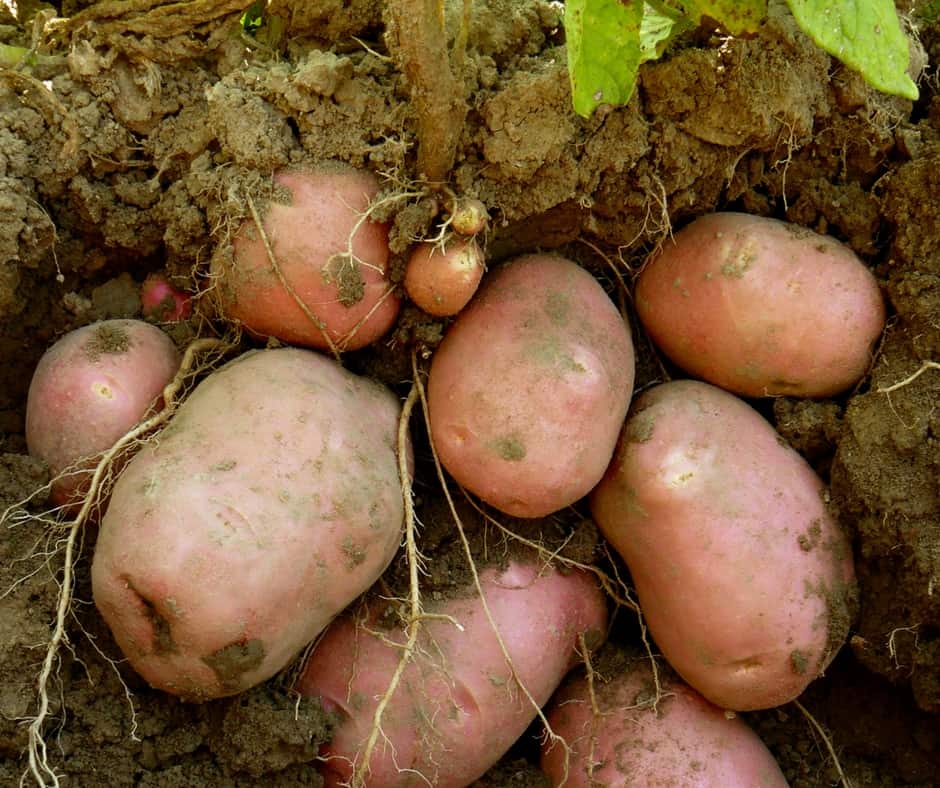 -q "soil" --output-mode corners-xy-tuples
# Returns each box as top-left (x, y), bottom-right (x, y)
(1, 0), (939, 786)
